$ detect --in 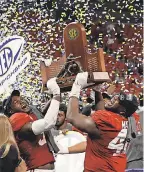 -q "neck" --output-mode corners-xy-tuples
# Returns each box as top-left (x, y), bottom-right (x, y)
(57, 121), (67, 130)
